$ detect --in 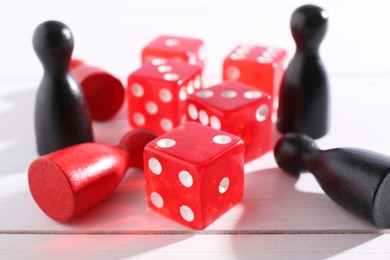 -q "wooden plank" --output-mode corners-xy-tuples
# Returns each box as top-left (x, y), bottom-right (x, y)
(1, 233), (390, 259)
